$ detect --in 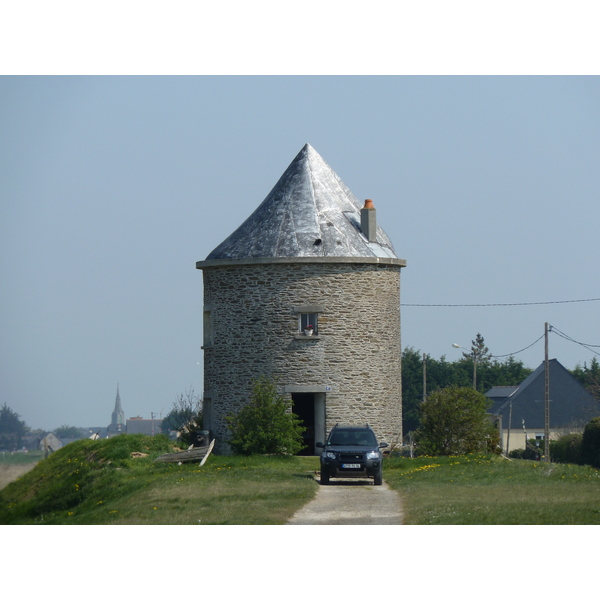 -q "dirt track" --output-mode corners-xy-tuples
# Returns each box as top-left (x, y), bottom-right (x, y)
(287, 478), (403, 525)
(0, 463), (38, 491)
